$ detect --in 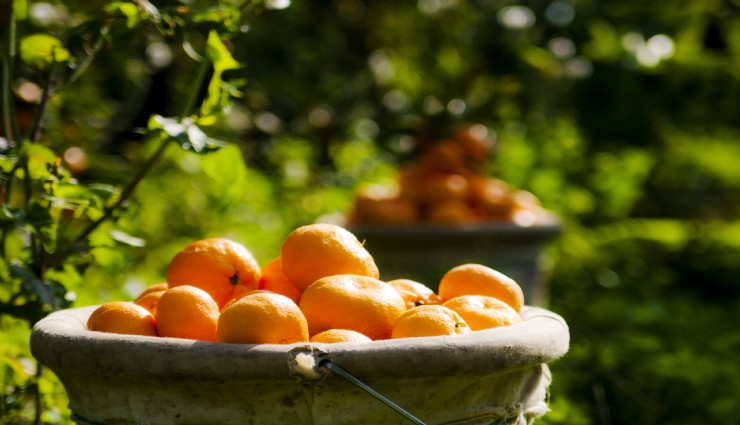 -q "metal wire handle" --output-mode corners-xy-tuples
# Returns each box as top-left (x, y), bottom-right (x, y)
(319, 359), (427, 425)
